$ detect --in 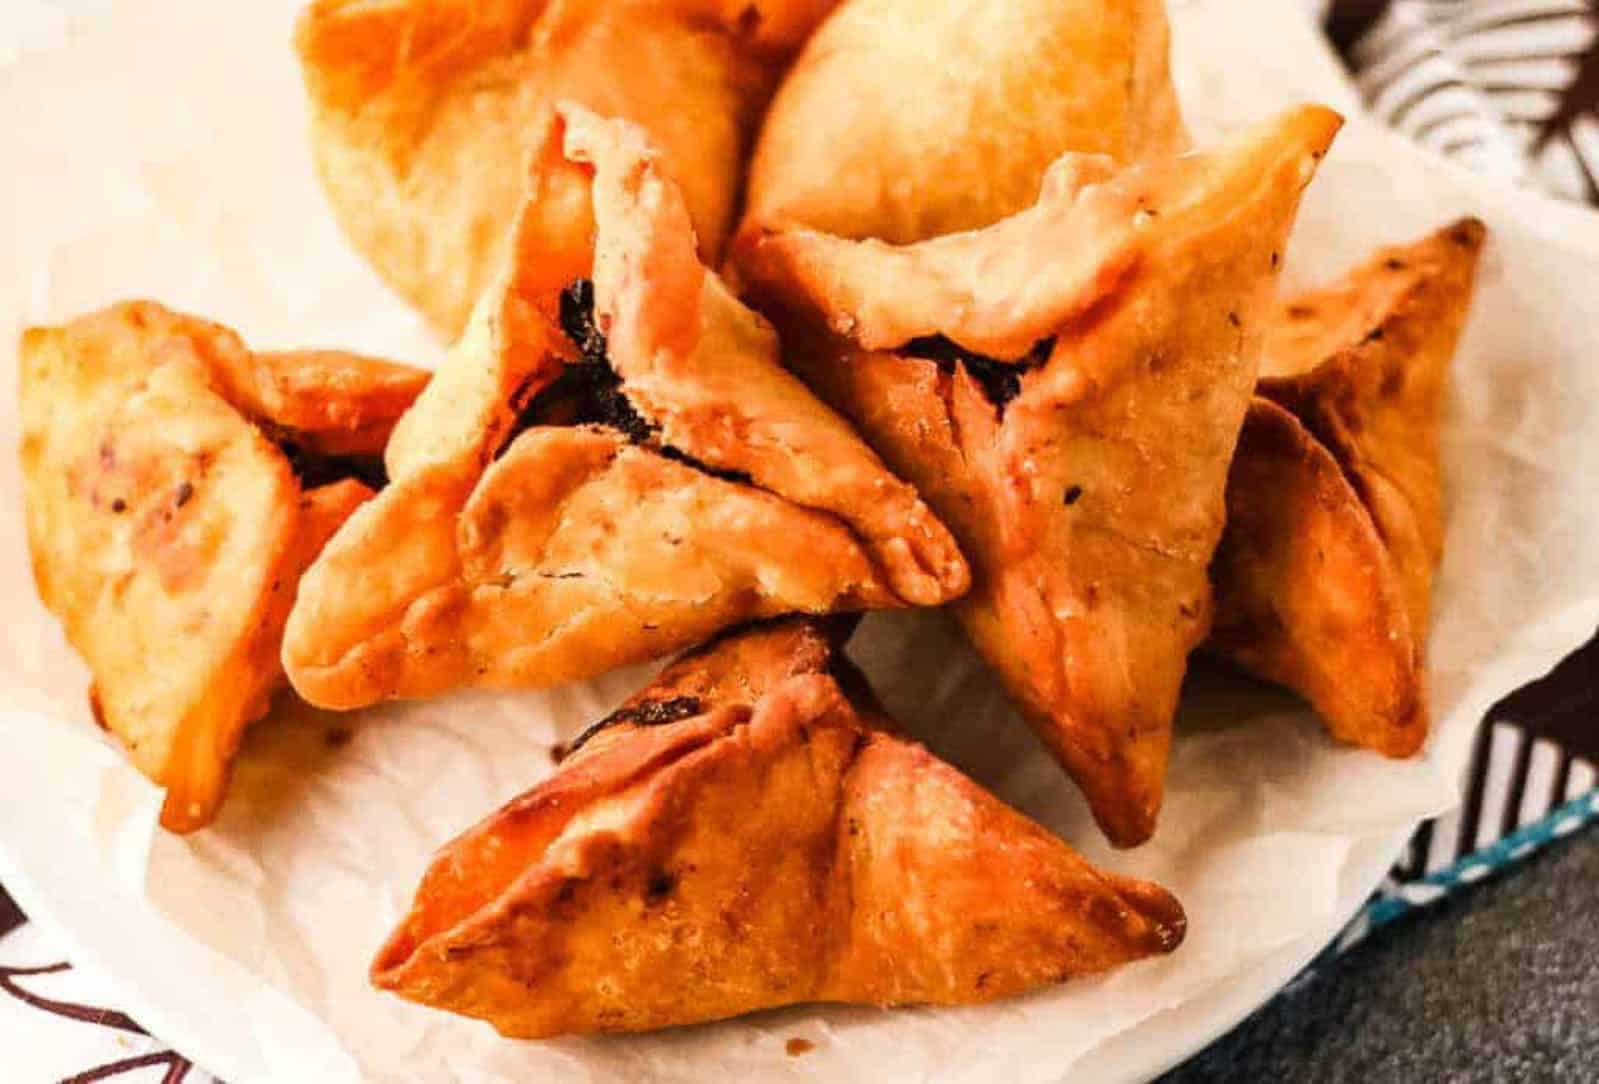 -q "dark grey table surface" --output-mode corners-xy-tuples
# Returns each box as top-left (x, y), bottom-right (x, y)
(1160, 829), (1599, 1082)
